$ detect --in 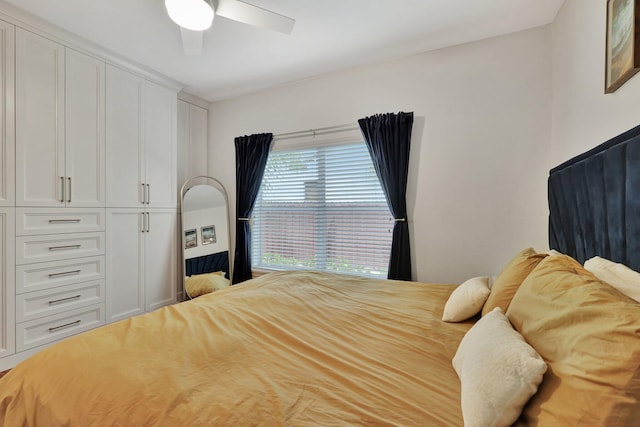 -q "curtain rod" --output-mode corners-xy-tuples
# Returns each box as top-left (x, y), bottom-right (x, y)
(273, 123), (360, 140)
